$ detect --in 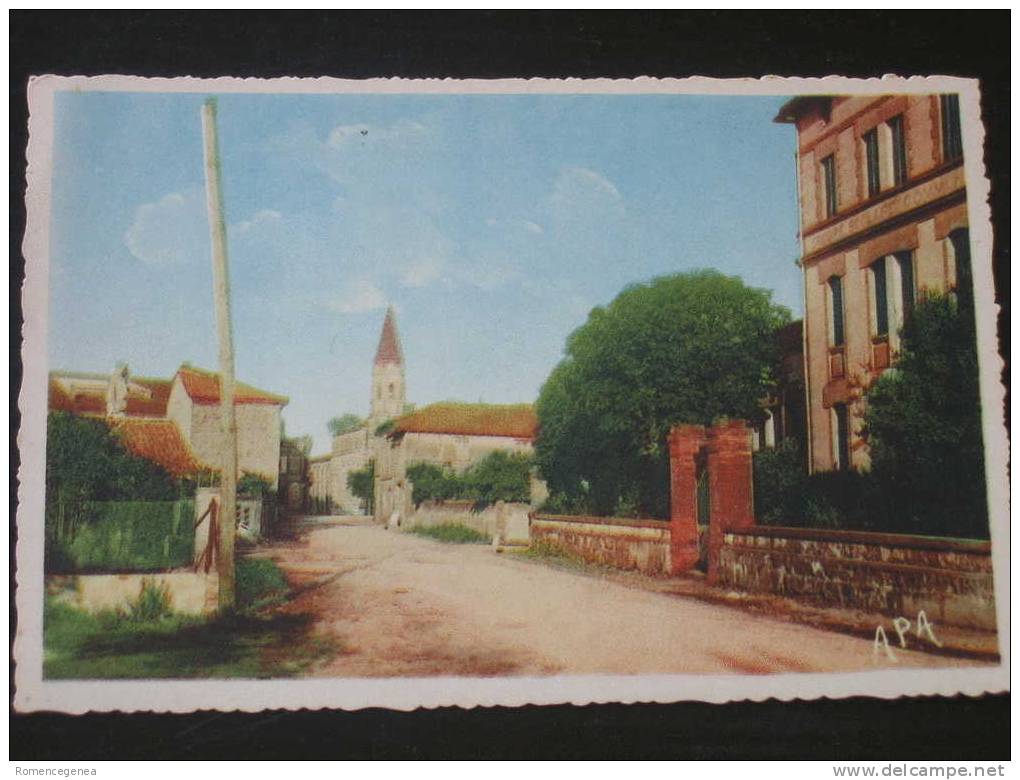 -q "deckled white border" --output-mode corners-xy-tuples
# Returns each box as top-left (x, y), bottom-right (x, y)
(15, 74), (1010, 714)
